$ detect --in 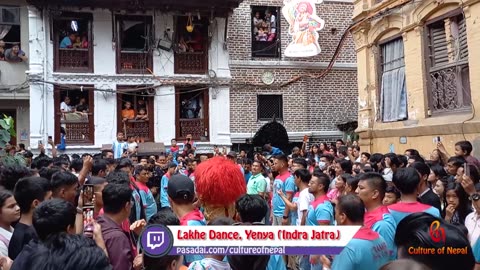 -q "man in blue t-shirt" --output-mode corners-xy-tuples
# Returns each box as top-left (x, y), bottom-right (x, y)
(356, 172), (397, 260)
(271, 155), (296, 226)
(159, 163), (177, 208)
(321, 195), (391, 270)
(264, 143), (284, 156)
(306, 172), (334, 270)
(387, 168), (440, 225)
